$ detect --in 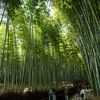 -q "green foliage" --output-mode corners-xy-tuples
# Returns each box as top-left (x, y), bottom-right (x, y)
(0, 0), (85, 90)
(52, 0), (100, 95)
